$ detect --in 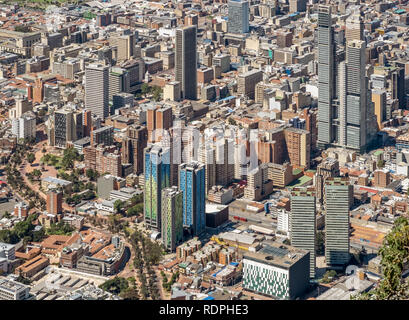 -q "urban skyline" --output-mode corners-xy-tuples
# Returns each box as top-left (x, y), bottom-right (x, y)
(0, 0), (407, 304)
